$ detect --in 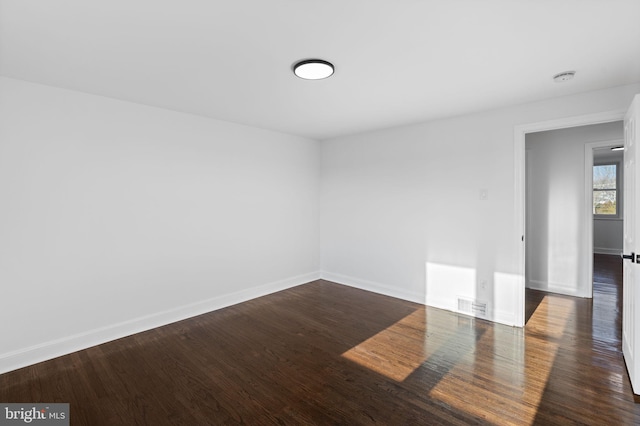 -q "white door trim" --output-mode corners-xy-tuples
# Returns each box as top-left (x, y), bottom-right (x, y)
(513, 109), (626, 326)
